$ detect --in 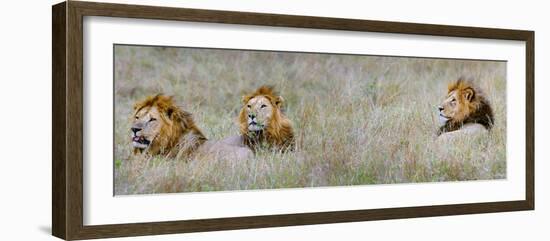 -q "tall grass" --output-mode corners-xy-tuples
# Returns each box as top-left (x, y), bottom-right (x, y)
(114, 45), (506, 195)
